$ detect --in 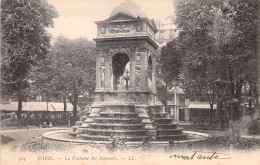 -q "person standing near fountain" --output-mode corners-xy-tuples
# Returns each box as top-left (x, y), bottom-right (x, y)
(100, 66), (105, 89)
